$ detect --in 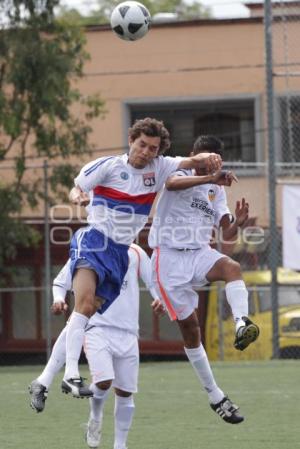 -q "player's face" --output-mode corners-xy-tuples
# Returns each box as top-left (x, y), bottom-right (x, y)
(128, 133), (160, 168)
